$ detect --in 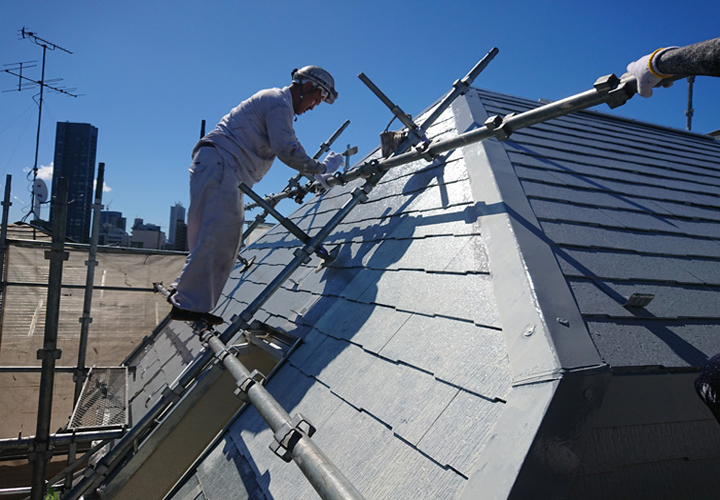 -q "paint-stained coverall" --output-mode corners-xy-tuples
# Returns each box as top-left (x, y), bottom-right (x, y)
(170, 86), (328, 313)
